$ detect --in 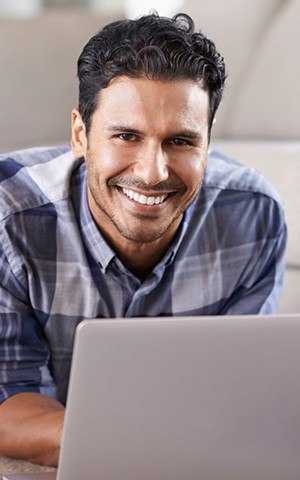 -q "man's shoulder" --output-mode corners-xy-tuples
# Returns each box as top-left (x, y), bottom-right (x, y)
(0, 145), (83, 221)
(205, 149), (283, 206)
(0, 144), (70, 167)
